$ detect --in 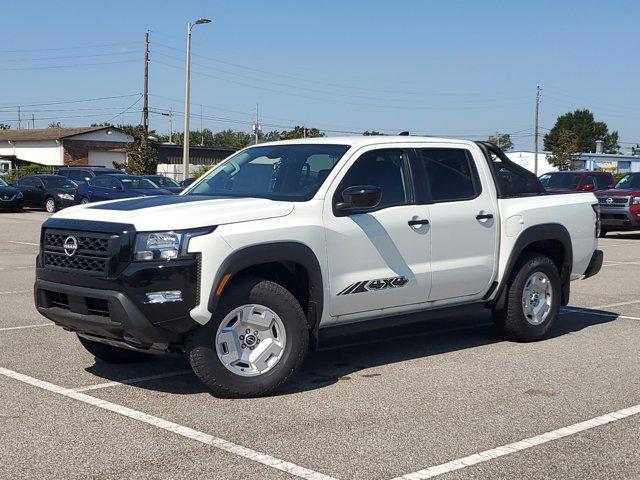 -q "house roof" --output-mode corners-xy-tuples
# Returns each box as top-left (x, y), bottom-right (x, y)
(0, 125), (125, 142)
